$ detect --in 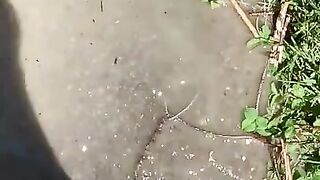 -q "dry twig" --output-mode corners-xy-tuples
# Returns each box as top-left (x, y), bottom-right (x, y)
(281, 139), (293, 180)
(229, 0), (259, 37)
(255, 57), (269, 111)
(249, 11), (274, 16)
(269, 146), (282, 180)
(269, 1), (290, 66)
(168, 94), (199, 120)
